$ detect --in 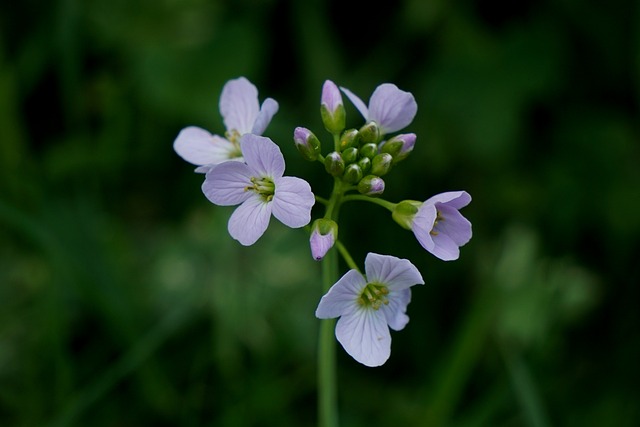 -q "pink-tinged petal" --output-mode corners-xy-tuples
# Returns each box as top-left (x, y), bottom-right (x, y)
(316, 270), (367, 318)
(435, 204), (472, 246)
(412, 203), (438, 252)
(340, 86), (369, 120)
(272, 176), (315, 228)
(173, 127), (238, 166)
(368, 83), (417, 133)
(240, 134), (285, 178)
(251, 98), (279, 135)
(364, 253), (424, 291)
(202, 162), (253, 206)
(220, 77), (260, 134)
(380, 288), (411, 331)
(227, 195), (272, 246)
(429, 233), (461, 261)
(426, 191), (471, 210)
(310, 229), (335, 260)
(322, 80), (343, 112)
(335, 308), (391, 367)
